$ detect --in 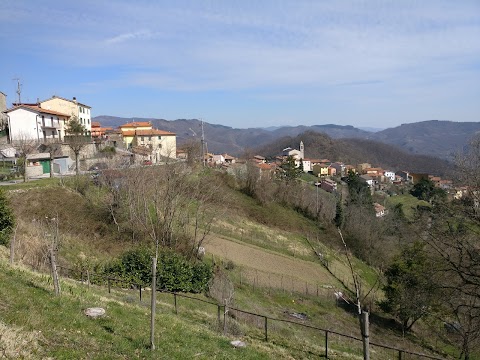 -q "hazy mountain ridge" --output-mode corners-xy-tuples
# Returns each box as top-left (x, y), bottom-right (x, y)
(93, 116), (478, 161)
